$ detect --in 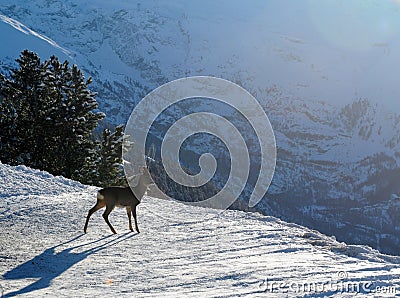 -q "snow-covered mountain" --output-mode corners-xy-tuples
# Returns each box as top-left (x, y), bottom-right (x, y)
(0, 1), (399, 255)
(1, 162), (400, 297)
(2, 1), (400, 122)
